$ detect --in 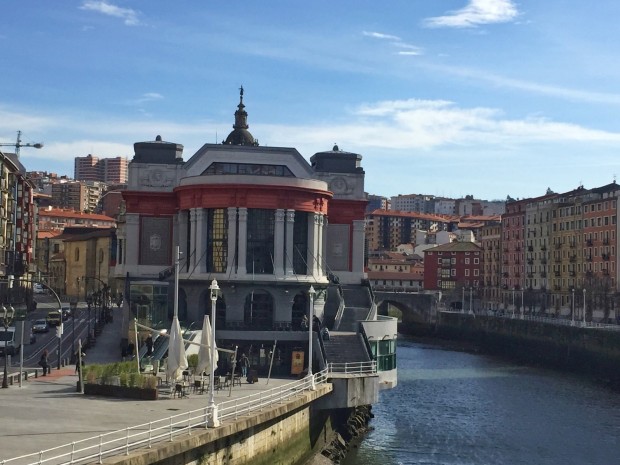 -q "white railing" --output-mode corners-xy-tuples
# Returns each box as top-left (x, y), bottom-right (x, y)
(1, 369), (331, 465)
(441, 310), (620, 332)
(327, 360), (377, 375)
